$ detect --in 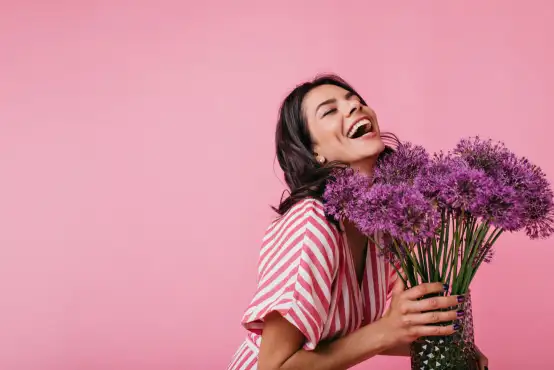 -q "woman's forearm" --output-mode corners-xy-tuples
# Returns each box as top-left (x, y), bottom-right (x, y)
(278, 319), (395, 370)
(380, 342), (411, 356)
